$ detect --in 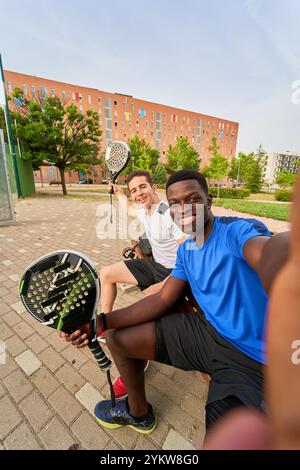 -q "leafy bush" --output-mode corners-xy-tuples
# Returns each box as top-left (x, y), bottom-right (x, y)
(153, 163), (167, 185)
(275, 189), (292, 202)
(208, 187), (250, 199)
